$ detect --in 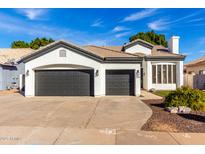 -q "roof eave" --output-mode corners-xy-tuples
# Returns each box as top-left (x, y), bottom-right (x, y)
(104, 57), (143, 63)
(145, 55), (186, 61)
